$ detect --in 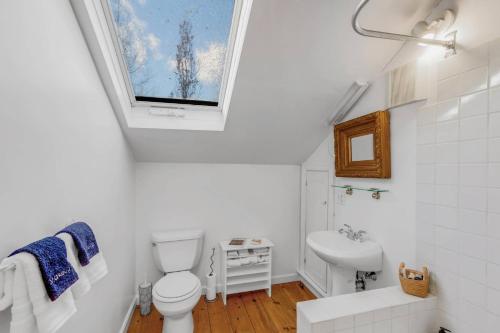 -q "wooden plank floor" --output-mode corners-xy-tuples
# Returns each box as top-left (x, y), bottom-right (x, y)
(127, 281), (316, 333)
